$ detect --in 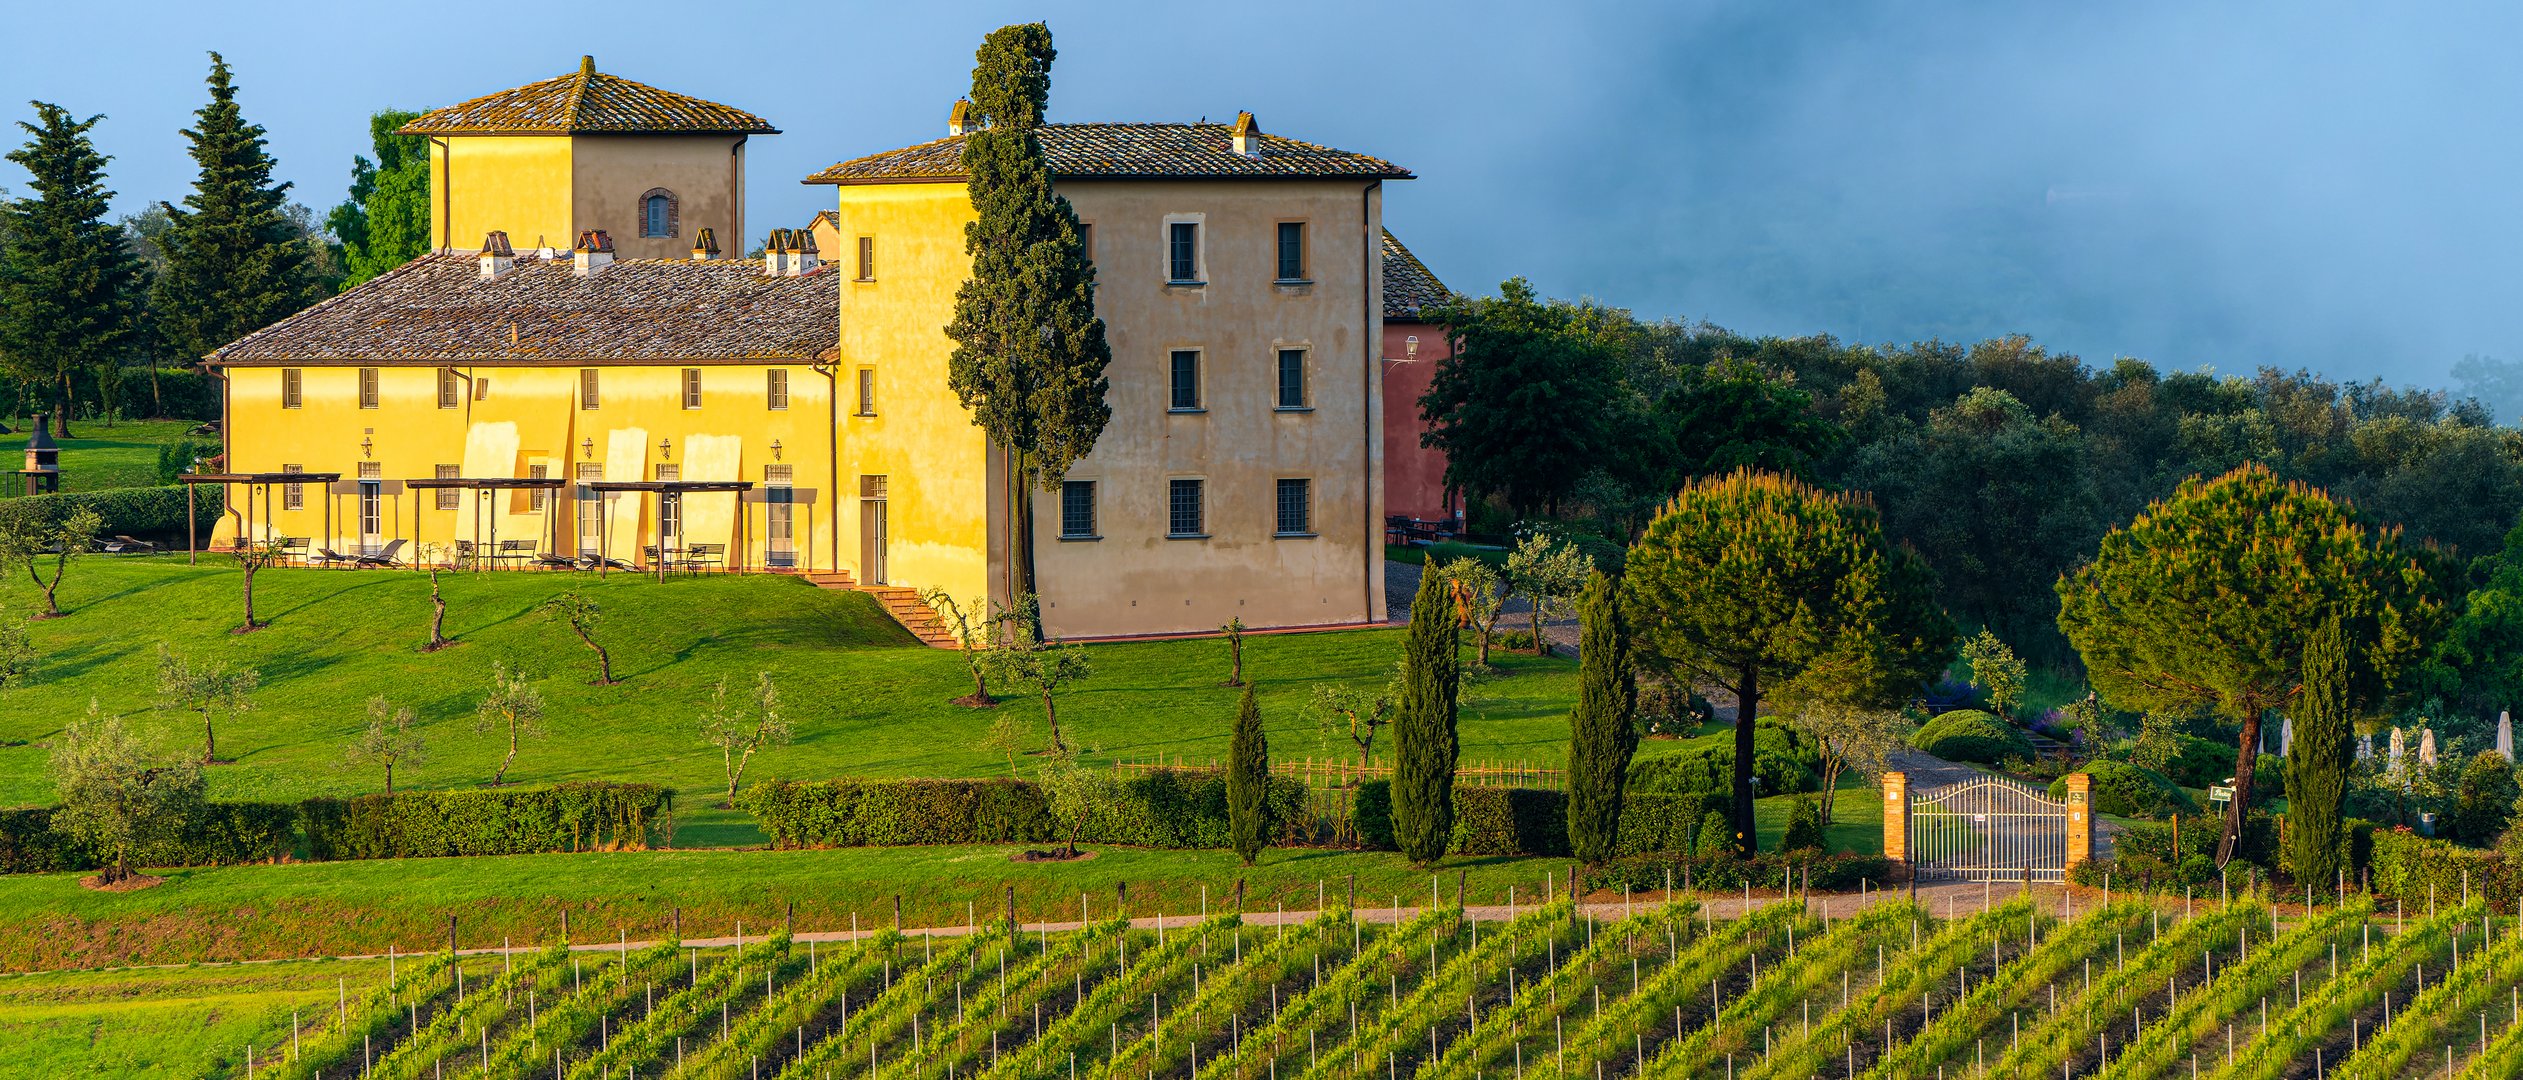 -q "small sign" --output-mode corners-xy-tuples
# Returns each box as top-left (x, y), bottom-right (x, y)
(2208, 786), (2236, 804)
